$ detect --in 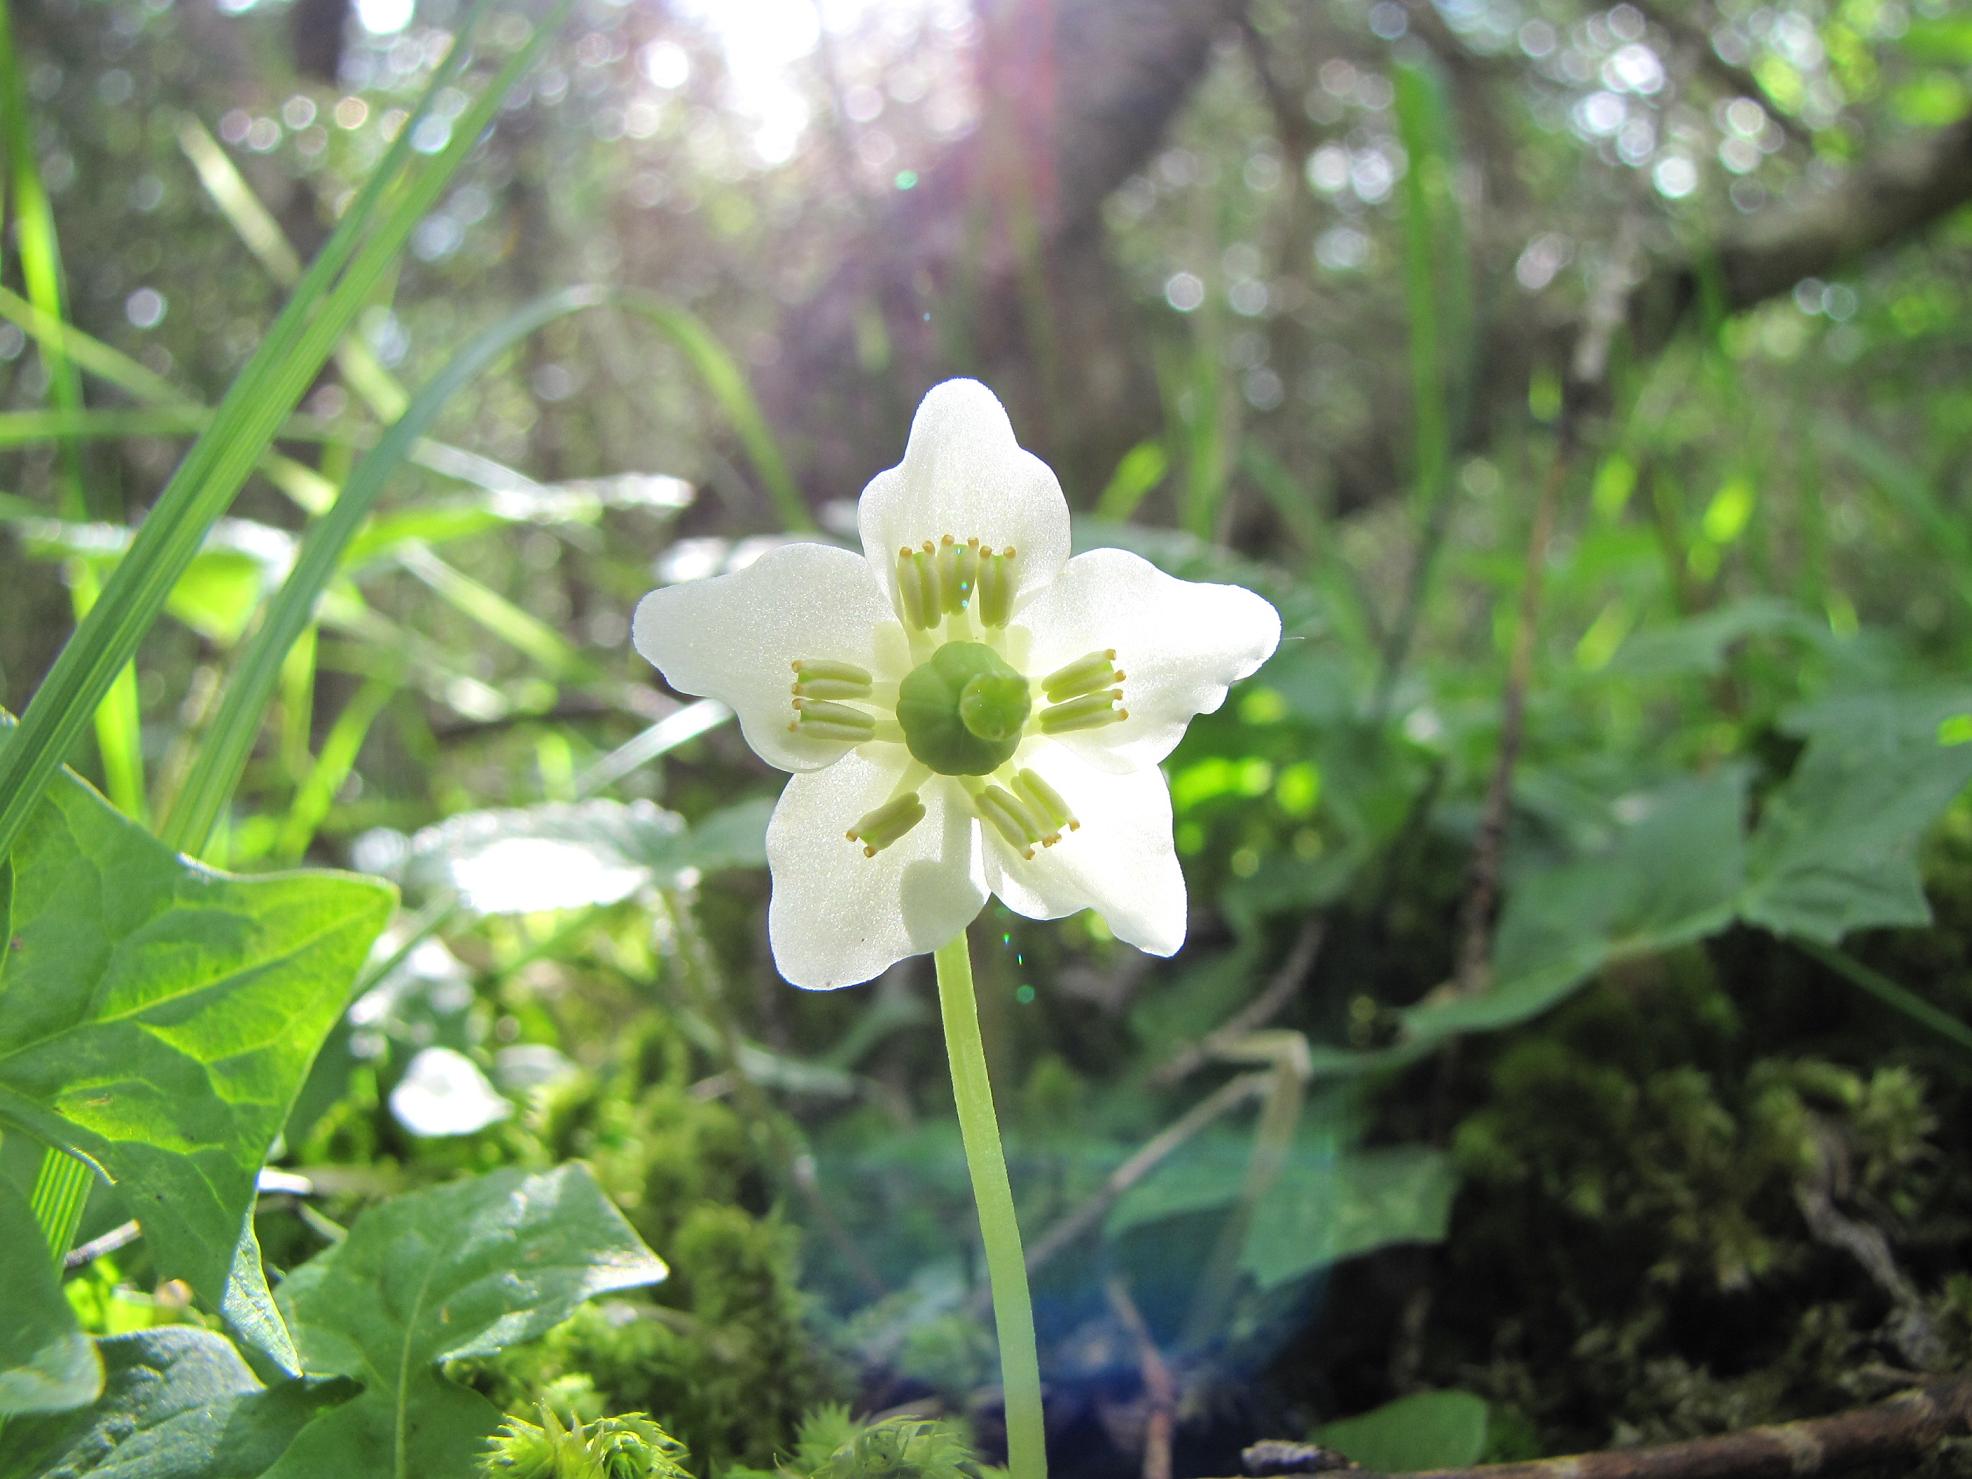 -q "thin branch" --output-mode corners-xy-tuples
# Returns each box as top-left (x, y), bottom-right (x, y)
(1151, 920), (1326, 1087)
(978, 1071), (1272, 1314)
(1453, 229), (1639, 993)
(1228, 1374), (1972, 1479)
(1106, 1276), (1178, 1479)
